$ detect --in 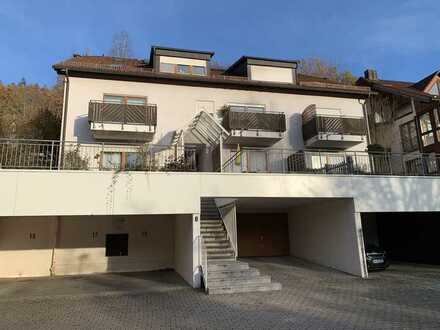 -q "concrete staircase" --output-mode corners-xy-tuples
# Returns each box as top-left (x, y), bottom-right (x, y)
(200, 198), (282, 295)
